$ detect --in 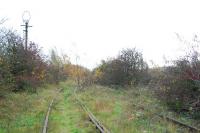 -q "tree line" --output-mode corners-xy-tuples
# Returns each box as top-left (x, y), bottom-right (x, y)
(0, 28), (89, 93)
(0, 26), (199, 119)
(93, 48), (149, 86)
(91, 38), (200, 119)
